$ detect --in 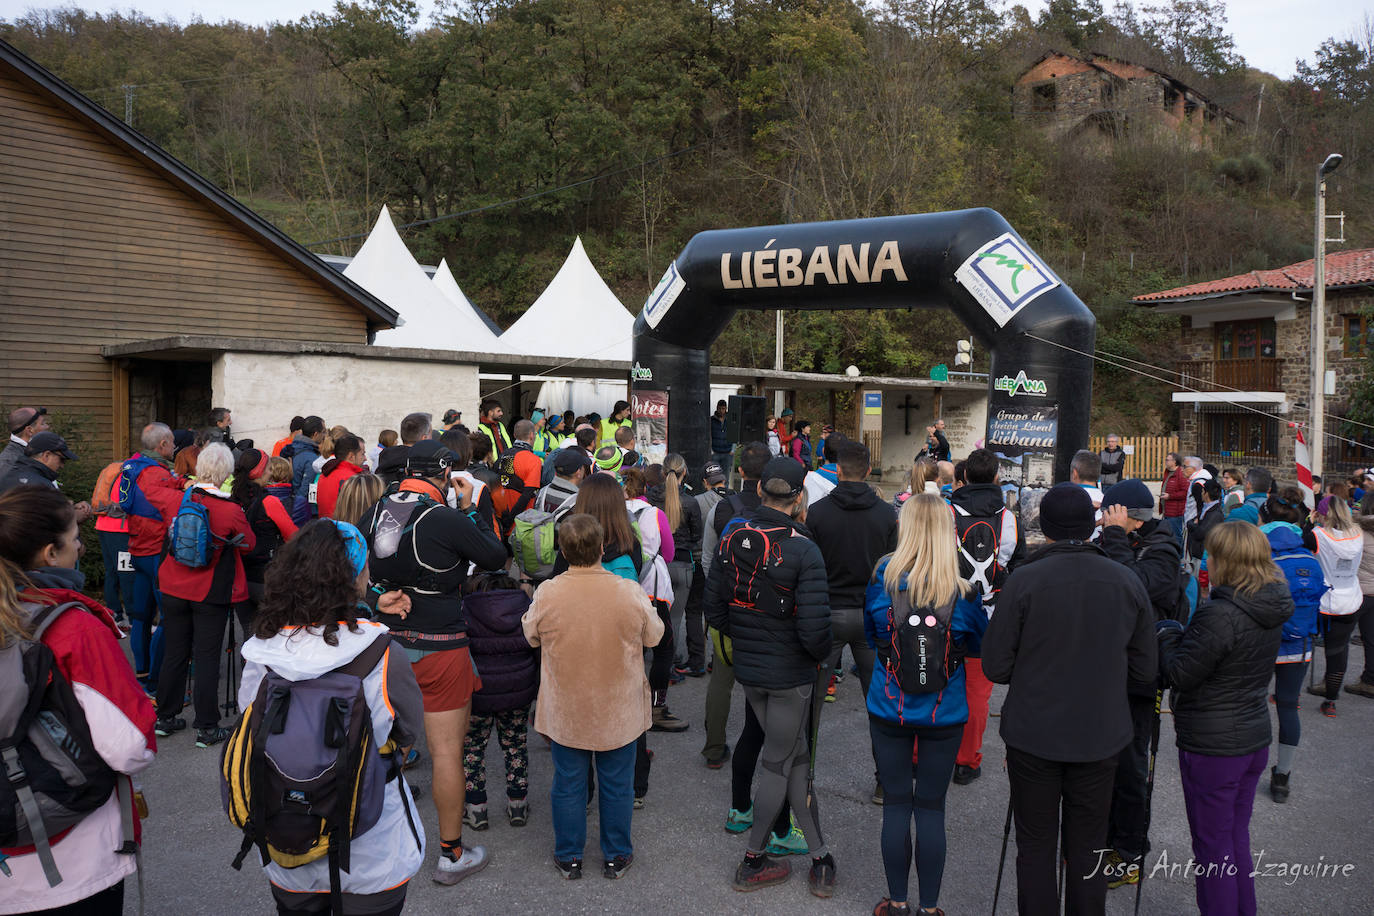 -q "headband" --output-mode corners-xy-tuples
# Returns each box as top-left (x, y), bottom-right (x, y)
(326, 519), (368, 578)
(596, 451), (624, 474)
(249, 449), (269, 481)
